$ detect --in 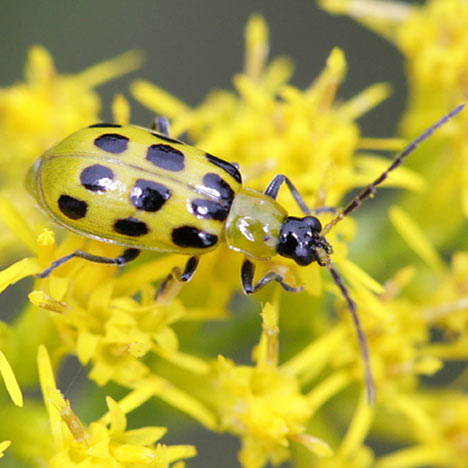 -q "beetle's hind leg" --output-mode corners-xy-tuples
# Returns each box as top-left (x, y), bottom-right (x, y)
(150, 116), (171, 136)
(241, 258), (303, 294)
(36, 248), (140, 278)
(156, 256), (199, 304)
